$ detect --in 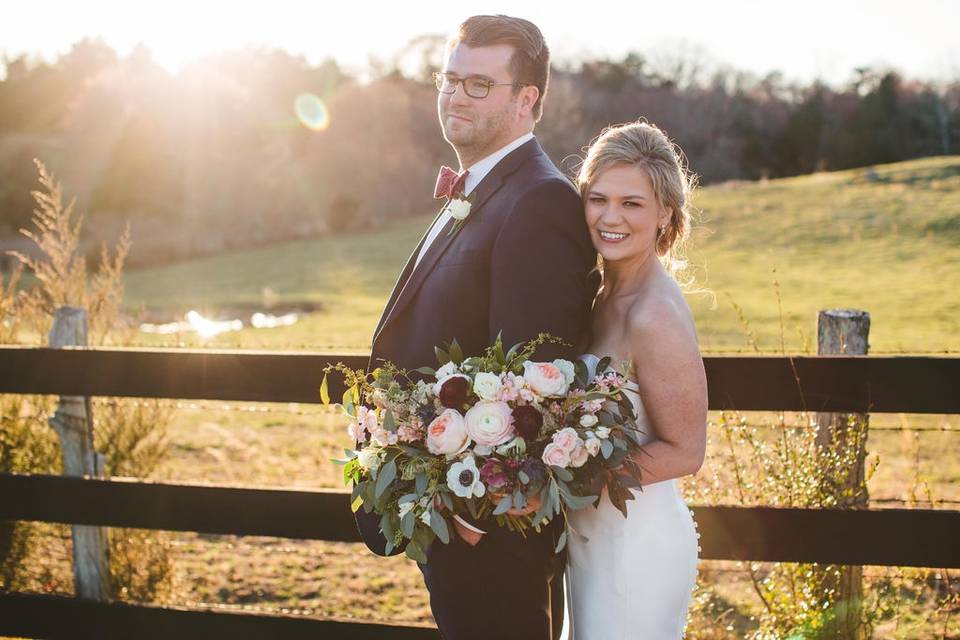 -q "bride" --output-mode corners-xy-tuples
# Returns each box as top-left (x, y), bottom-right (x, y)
(564, 121), (708, 639)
